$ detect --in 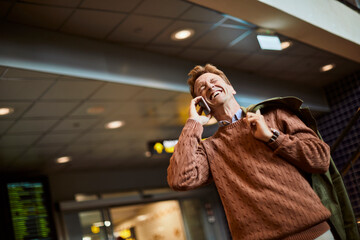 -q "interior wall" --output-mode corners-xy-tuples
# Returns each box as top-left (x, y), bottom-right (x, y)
(48, 167), (168, 202)
(316, 70), (360, 218)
